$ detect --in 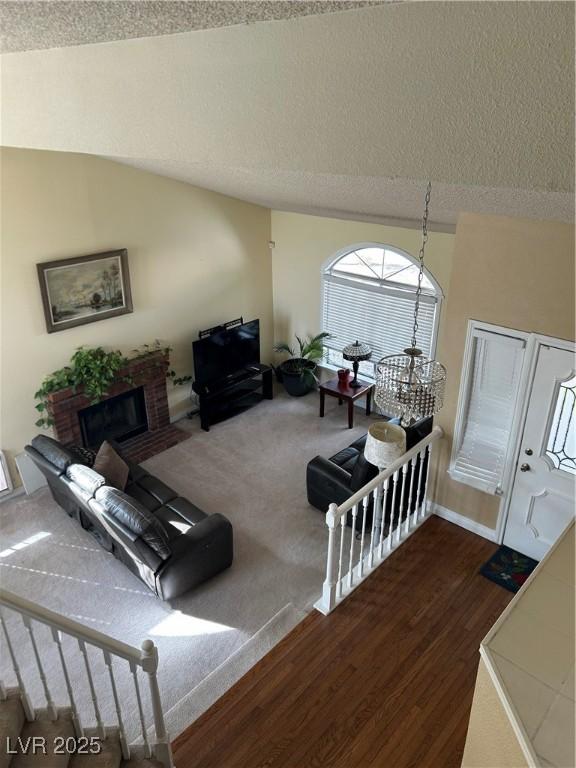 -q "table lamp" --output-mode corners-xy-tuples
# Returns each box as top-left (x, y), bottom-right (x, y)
(364, 421), (406, 470)
(364, 421), (407, 541)
(342, 341), (372, 388)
